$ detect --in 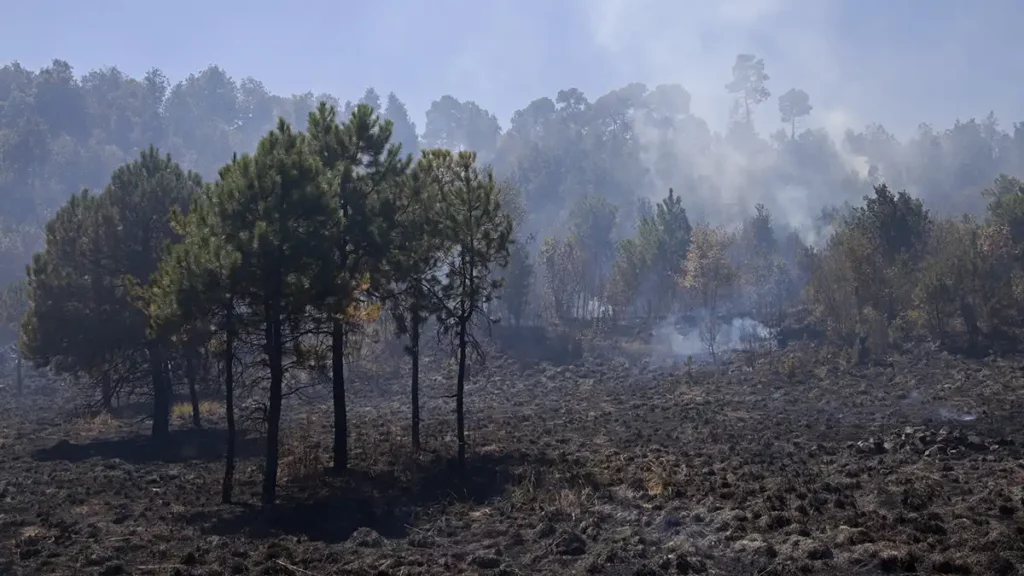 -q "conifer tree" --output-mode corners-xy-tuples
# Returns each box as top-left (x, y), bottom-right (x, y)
(104, 147), (203, 444)
(147, 166), (244, 502)
(24, 147), (201, 443)
(434, 150), (513, 469)
(23, 191), (115, 407)
(215, 120), (335, 506)
(307, 102), (407, 473)
(388, 151), (449, 450)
